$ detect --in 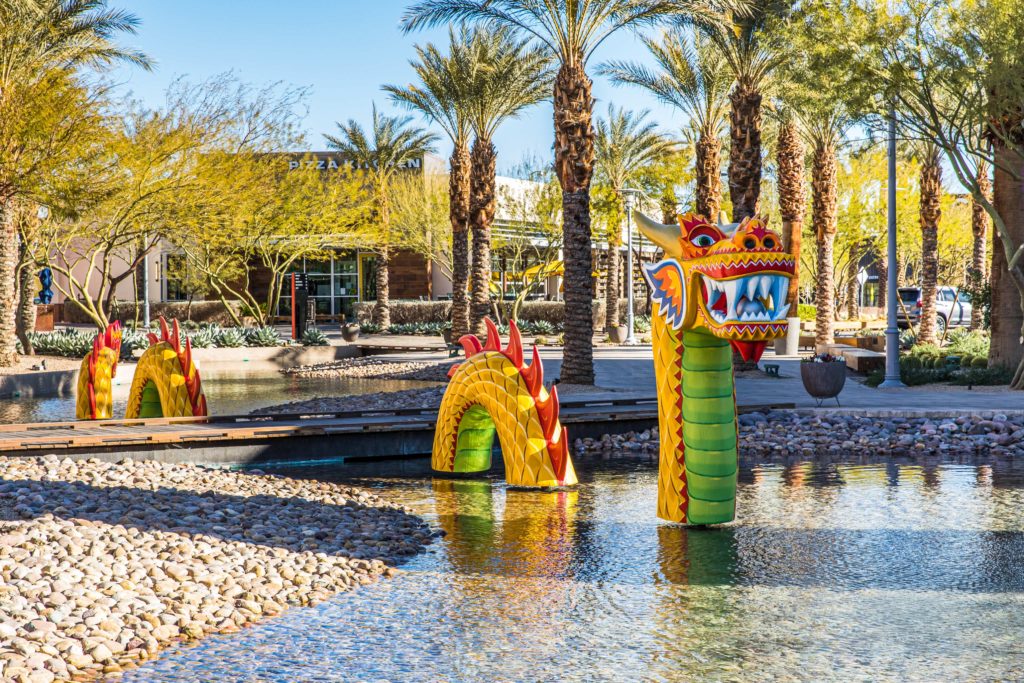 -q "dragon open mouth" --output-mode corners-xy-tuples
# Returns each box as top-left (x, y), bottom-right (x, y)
(700, 273), (791, 325)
